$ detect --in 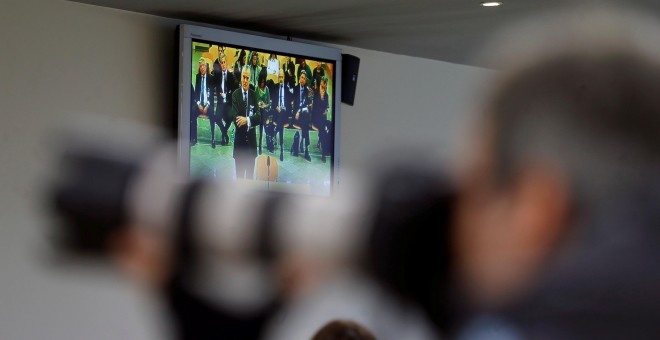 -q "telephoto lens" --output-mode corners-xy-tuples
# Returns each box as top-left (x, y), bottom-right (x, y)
(47, 122), (170, 258)
(46, 123), (461, 339)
